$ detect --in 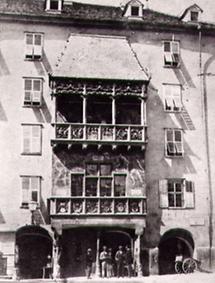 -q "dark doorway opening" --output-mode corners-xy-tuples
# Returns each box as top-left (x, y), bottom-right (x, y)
(16, 226), (52, 279)
(158, 229), (194, 275)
